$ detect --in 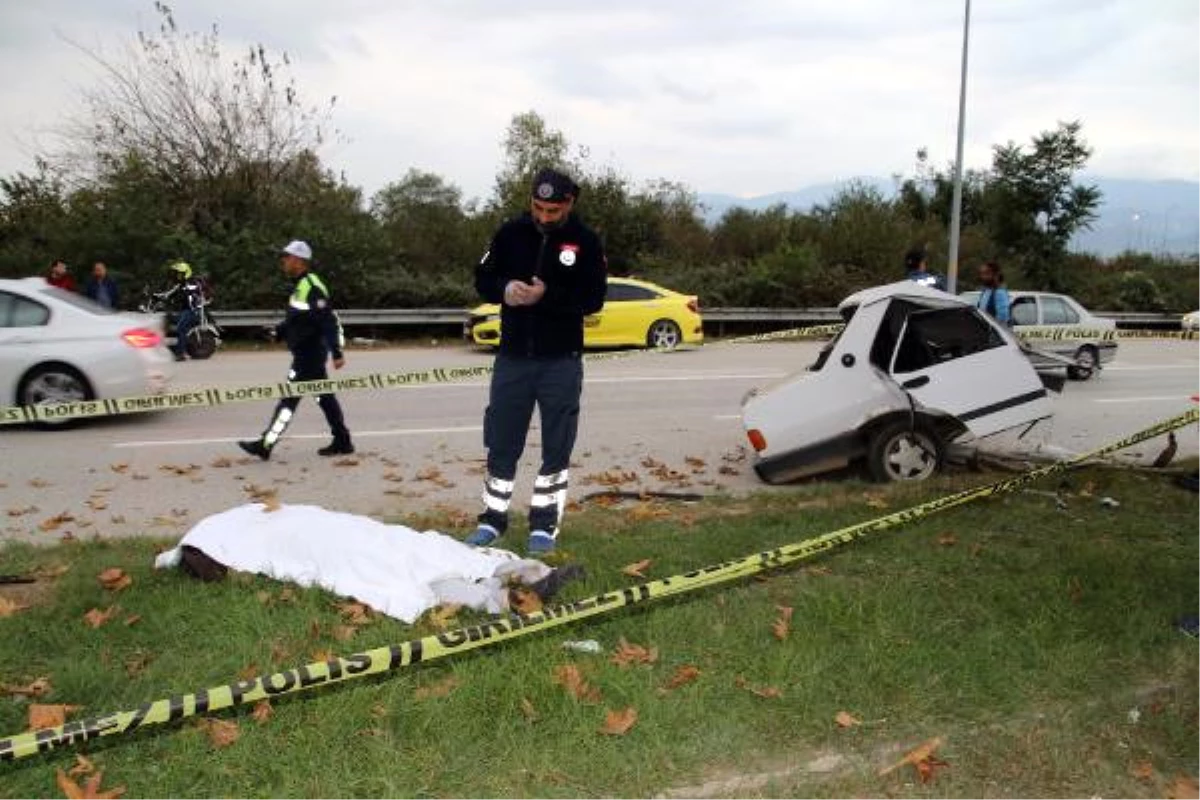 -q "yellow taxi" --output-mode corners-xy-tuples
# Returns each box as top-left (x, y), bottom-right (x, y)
(465, 276), (703, 350)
